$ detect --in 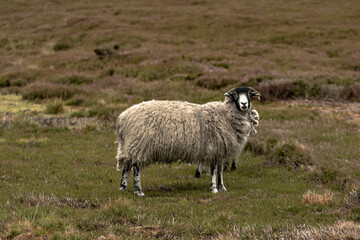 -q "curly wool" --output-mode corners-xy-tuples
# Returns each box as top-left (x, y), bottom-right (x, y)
(116, 99), (253, 170)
